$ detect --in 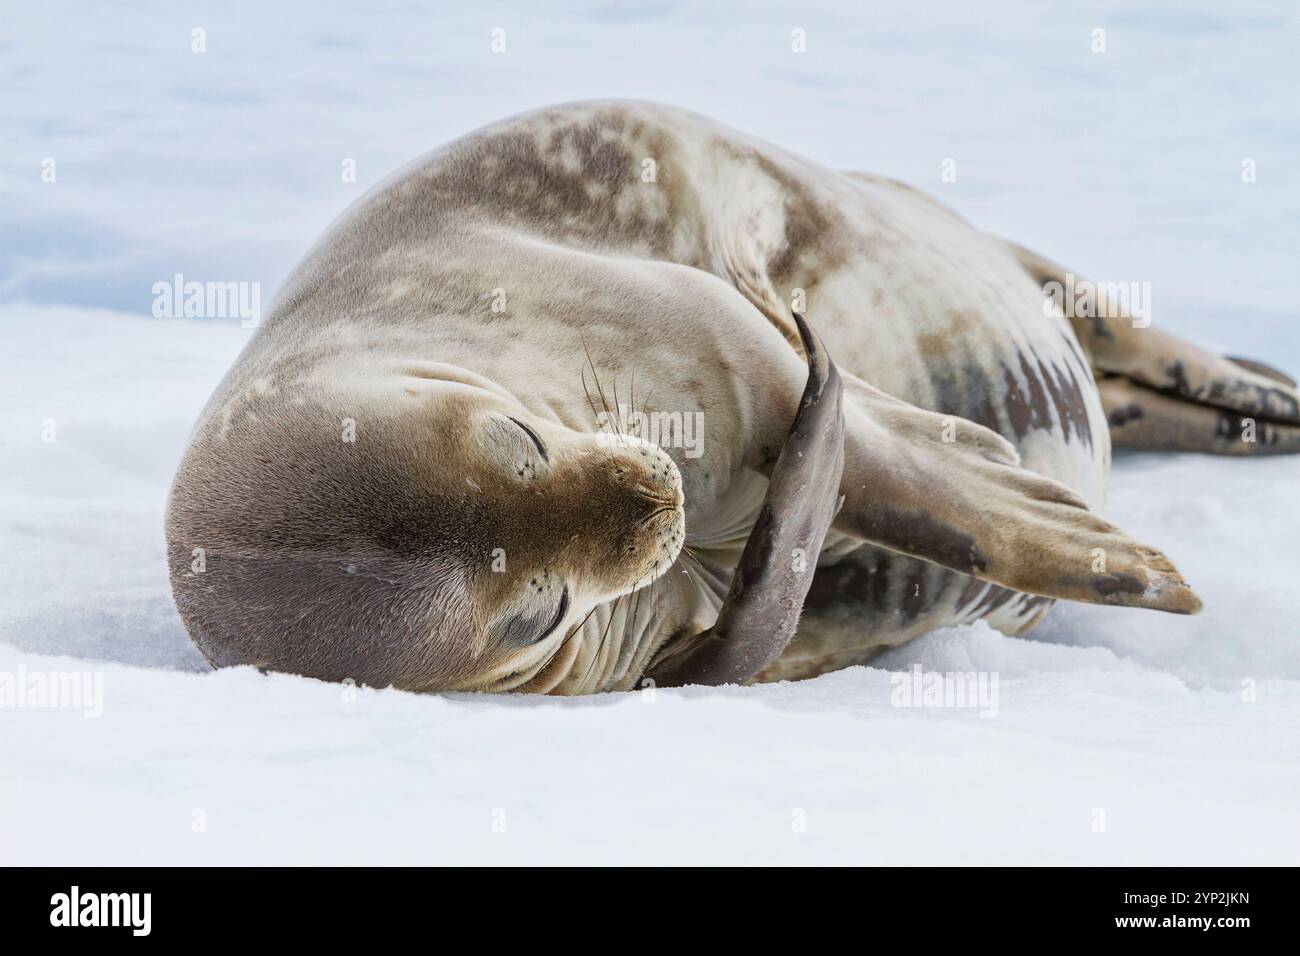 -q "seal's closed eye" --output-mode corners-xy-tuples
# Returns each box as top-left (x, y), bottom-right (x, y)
(539, 585), (570, 643)
(508, 416), (548, 461)
(494, 585), (570, 648)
